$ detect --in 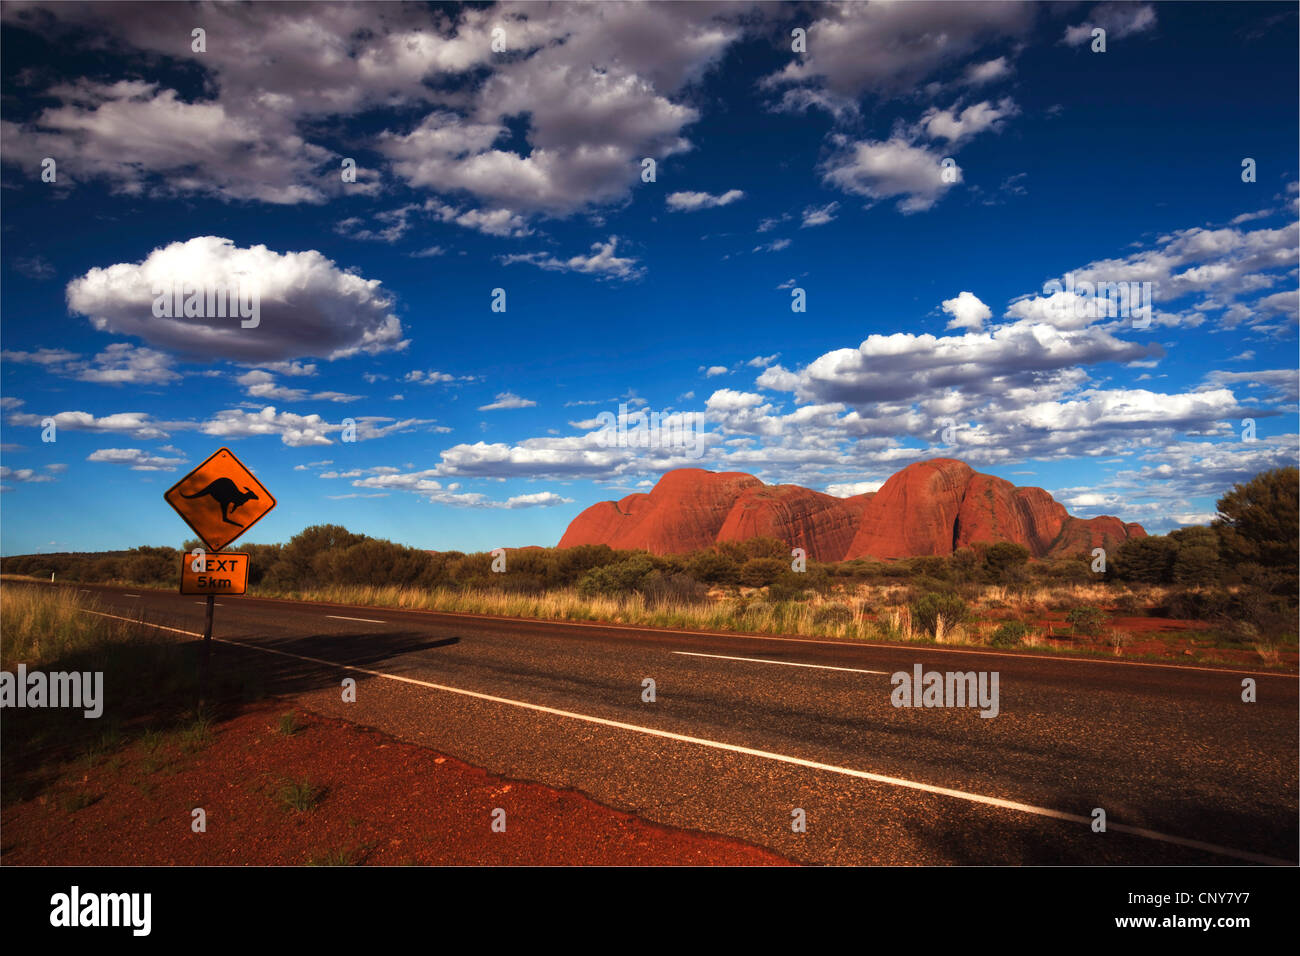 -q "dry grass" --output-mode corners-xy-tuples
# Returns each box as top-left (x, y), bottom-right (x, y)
(0, 585), (144, 666)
